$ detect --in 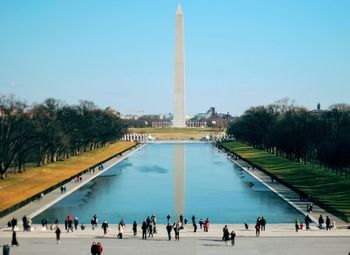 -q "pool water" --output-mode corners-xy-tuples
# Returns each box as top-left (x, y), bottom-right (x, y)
(33, 143), (304, 224)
